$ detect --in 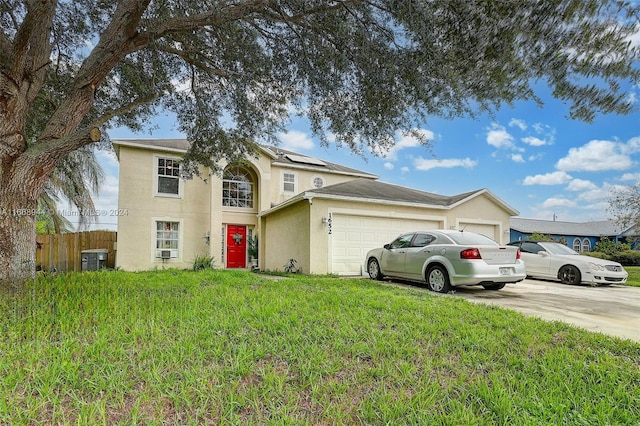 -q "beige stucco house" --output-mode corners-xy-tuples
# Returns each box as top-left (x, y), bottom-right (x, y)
(113, 139), (519, 275)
